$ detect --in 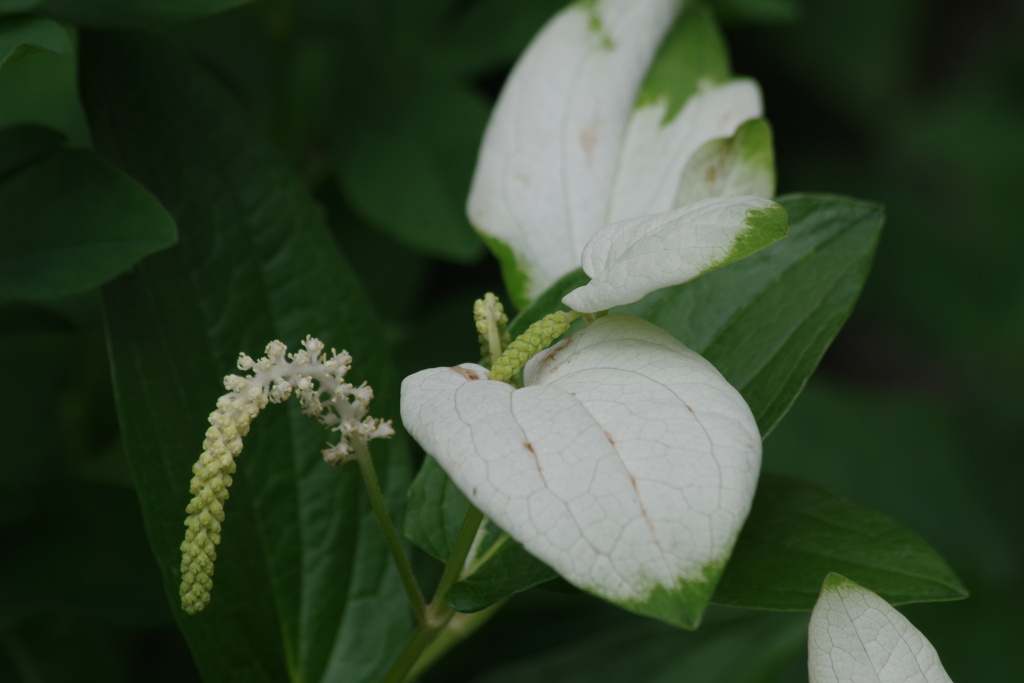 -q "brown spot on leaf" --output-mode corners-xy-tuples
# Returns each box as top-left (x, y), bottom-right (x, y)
(524, 442), (536, 454)
(473, 487), (478, 496)
(686, 405), (694, 413)
(605, 431), (616, 446)
(580, 118), (601, 165)
(705, 166), (717, 184)
(450, 366), (480, 381)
